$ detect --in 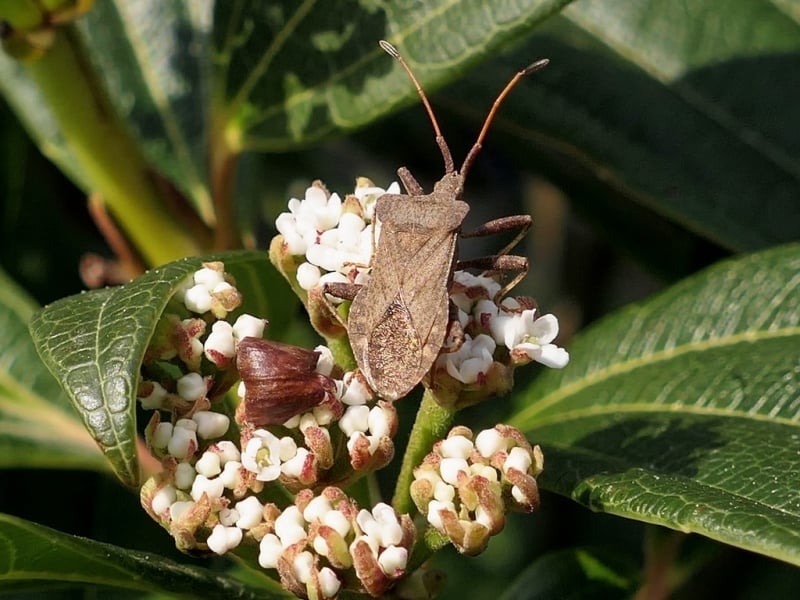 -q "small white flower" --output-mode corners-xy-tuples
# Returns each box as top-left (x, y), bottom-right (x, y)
(298, 412), (318, 433)
(475, 428), (508, 458)
(439, 457), (469, 485)
(433, 481), (455, 502)
(426, 500), (455, 532)
(151, 485), (176, 515)
(338, 212), (366, 240)
(151, 422), (173, 449)
(275, 213), (307, 255)
(176, 373), (207, 402)
(296, 262), (322, 289)
(372, 503), (404, 546)
(206, 524), (243, 555)
(194, 266), (225, 289)
(318, 567), (342, 598)
(235, 496), (264, 529)
(442, 334), (496, 384)
(231, 313), (266, 341)
(214, 440), (241, 464)
(278, 436), (299, 461)
(183, 283), (213, 313)
(281, 447), (312, 478)
(503, 446), (533, 475)
(314, 345), (335, 376)
(138, 381), (168, 410)
(259, 533), (283, 568)
(275, 506), (307, 547)
(350, 534), (379, 558)
(367, 405), (391, 438)
(504, 311), (570, 368)
(322, 508), (351, 538)
(312, 404), (335, 426)
(307, 243), (345, 272)
(471, 463), (499, 482)
(339, 405), (370, 436)
(174, 462), (196, 489)
(169, 500), (195, 522)
(303, 495), (333, 523)
(219, 507), (240, 526)
(282, 414), (301, 429)
(293, 550), (315, 584)
(195, 451), (221, 477)
(203, 321), (235, 365)
(193, 411), (230, 439)
(167, 425), (197, 459)
(241, 429), (283, 481)
(440, 435), (474, 459)
(190, 474), (224, 501)
(378, 545), (408, 575)
(354, 181), (399, 221)
(219, 461), (243, 489)
(340, 373), (372, 405)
